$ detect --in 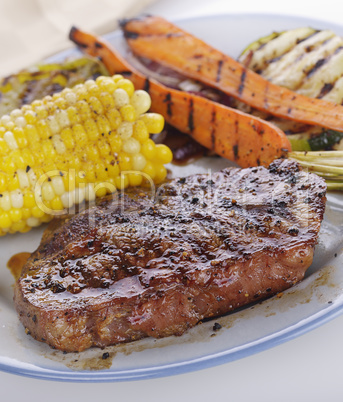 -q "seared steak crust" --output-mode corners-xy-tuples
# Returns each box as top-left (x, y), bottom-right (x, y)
(14, 160), (326, 352)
